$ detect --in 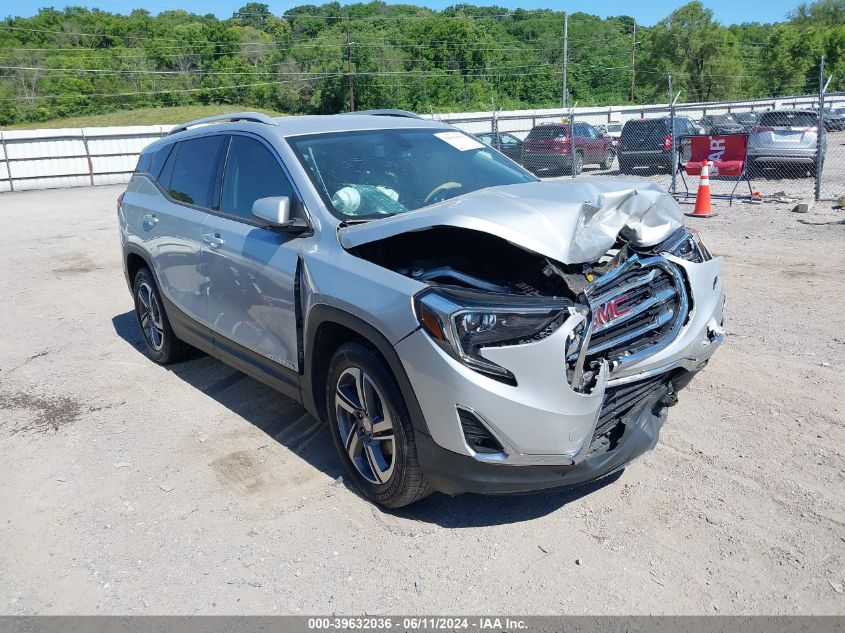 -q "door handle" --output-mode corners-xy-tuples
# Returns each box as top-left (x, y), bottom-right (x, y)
(142, 213), (158, 225)
(203, 233), (225, 248)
